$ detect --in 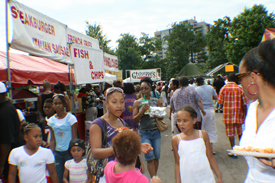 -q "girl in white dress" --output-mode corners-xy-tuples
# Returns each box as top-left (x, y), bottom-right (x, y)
(171, 105), (223, 183)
